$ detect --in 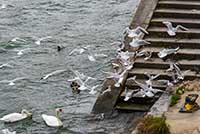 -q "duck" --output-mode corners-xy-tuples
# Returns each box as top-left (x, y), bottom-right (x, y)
(42, 108), (64, 127)
(0, 109), (32, 123)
